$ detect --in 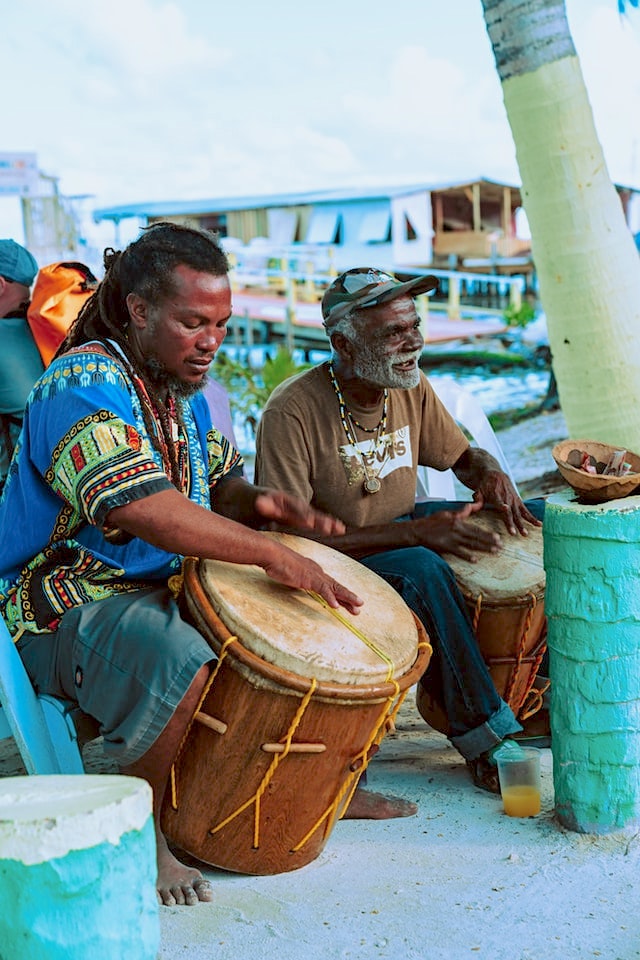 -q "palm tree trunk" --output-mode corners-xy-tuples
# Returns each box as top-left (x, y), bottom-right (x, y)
(481, 0), (640, 450)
